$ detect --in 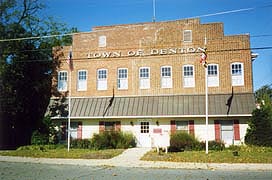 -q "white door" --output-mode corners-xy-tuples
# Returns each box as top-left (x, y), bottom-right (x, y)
(137, 121), (152, 147)
(221, 121), (234, 145)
